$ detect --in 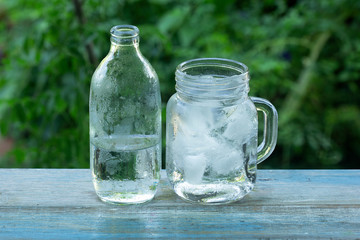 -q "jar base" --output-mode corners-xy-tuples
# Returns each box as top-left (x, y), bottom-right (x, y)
(173, 181), (254, 205)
